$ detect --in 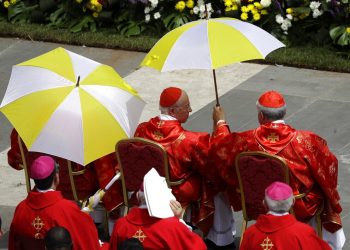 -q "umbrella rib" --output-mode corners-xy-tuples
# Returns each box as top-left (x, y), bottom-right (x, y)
(206, 20), (214, 69)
